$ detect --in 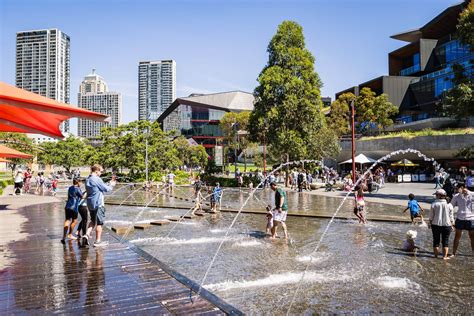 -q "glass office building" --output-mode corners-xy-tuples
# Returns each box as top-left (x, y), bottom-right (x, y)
(157, 91), (254, 154)
(336, 1), (473, 126)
